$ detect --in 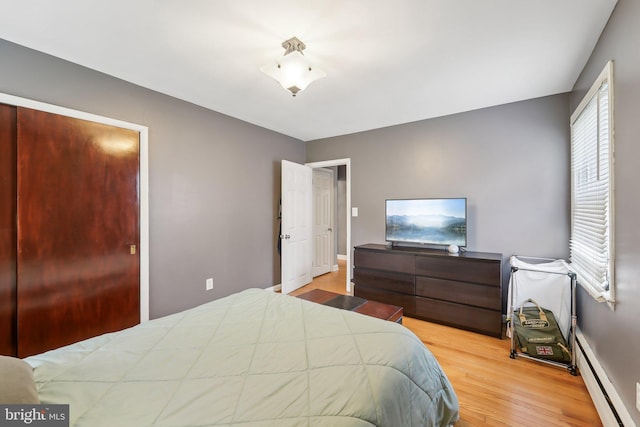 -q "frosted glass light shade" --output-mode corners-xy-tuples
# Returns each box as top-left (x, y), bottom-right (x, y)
(261, 50), (326, 96)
